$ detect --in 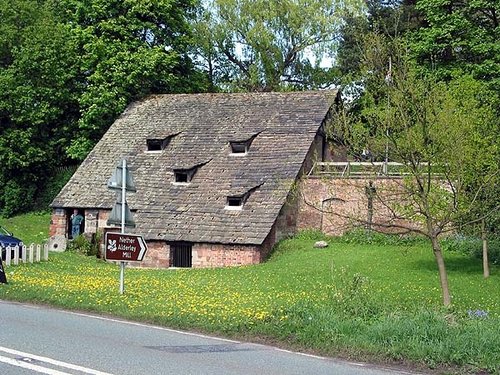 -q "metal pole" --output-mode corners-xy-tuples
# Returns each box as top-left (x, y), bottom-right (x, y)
(120, 159), (126, 294)
(383, 56), (392, 176)
(121, 159), (126, 234)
